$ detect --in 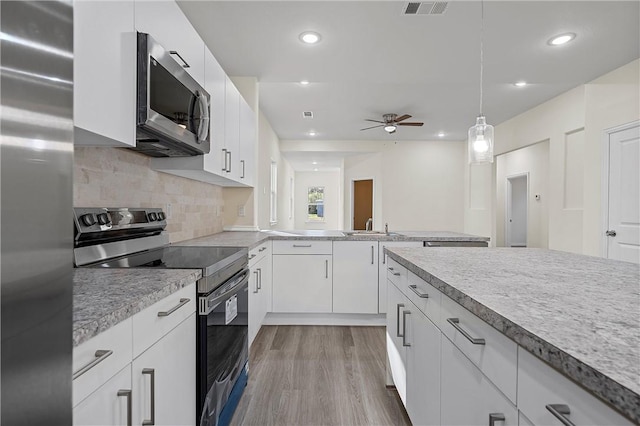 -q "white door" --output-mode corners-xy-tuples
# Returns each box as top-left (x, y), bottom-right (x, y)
(272, 255), (332, 313)
(606, 123), (640, 263)
(73, 366), (132, 426)
(506, 174), (528, 247)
